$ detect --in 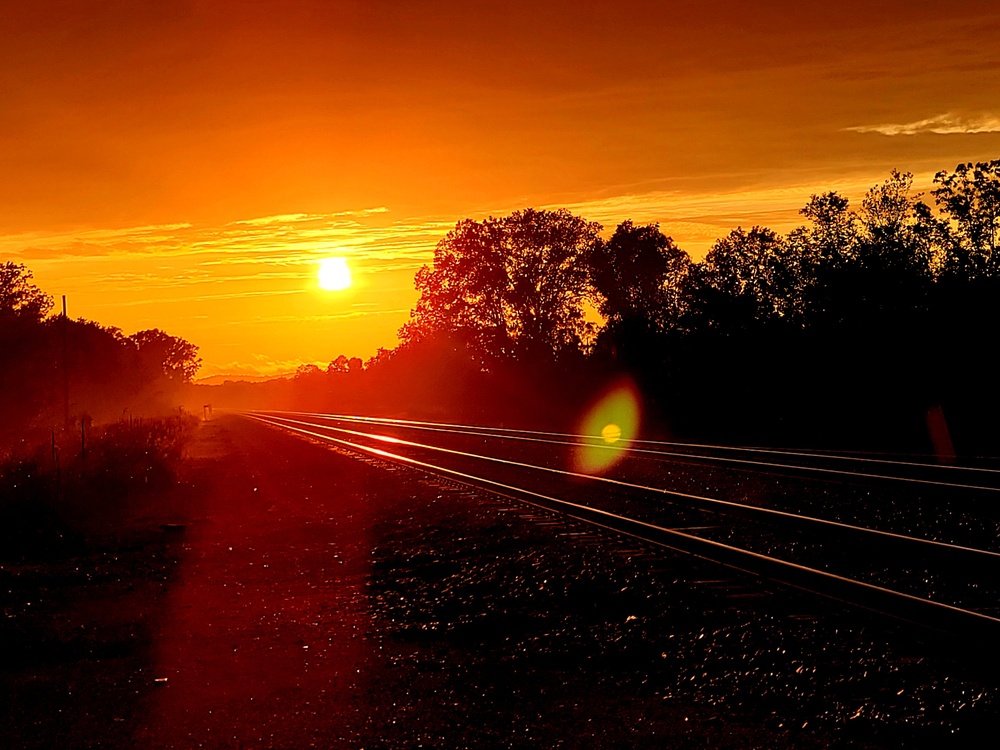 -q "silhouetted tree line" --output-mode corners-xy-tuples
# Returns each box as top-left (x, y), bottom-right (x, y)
(0, 262), (201, 457)
(198, 159), (1000, 453)
(380, 160), (1000, 452)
